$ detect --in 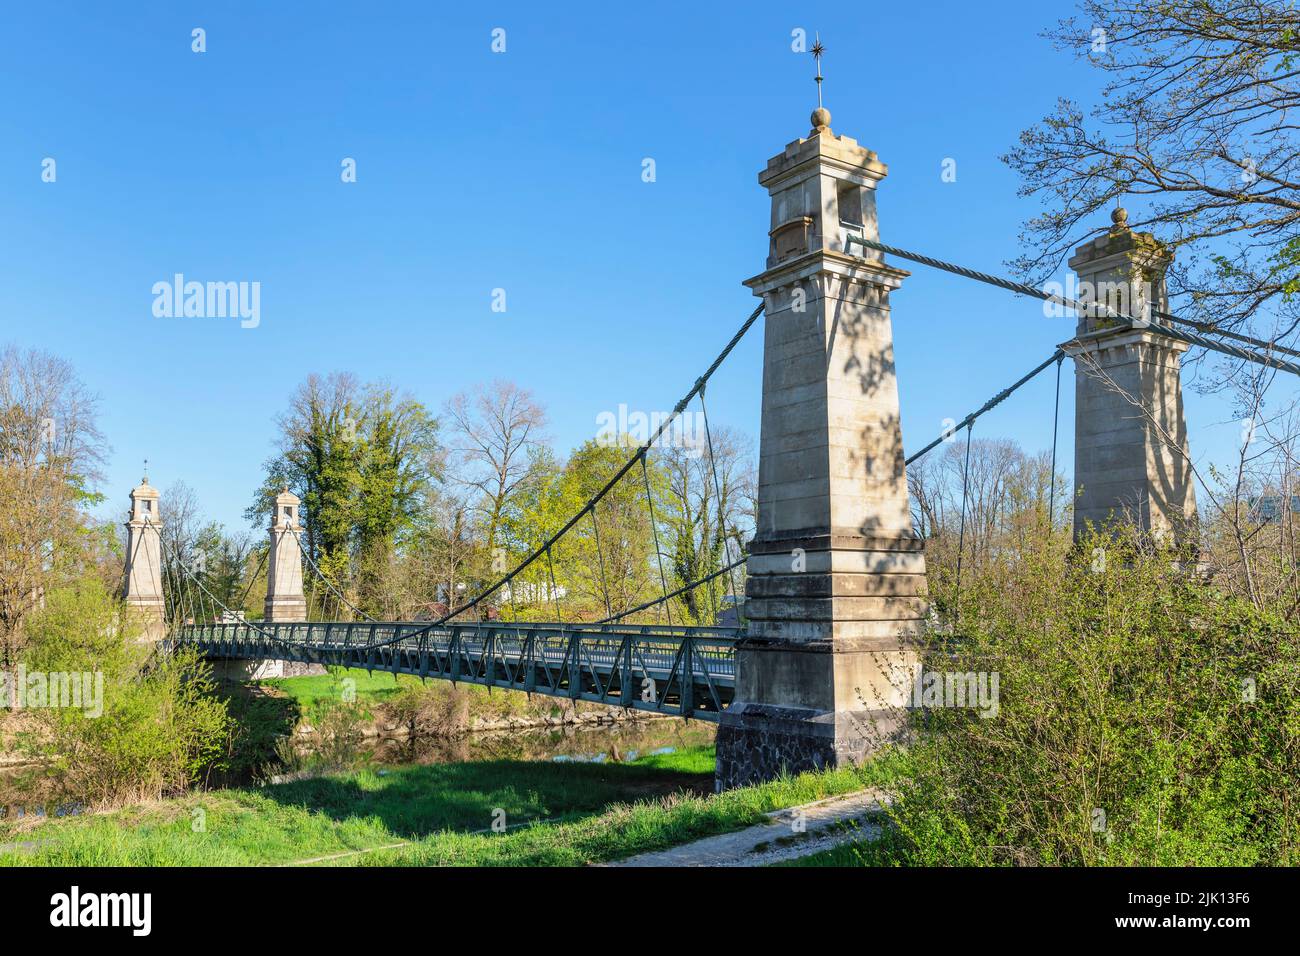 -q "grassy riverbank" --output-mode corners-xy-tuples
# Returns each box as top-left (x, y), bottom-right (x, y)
(772, 839), (885, 866)
(259, 667), (414, 717)
(0, 746), (892, 867)
(257, 665), (637, 732)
